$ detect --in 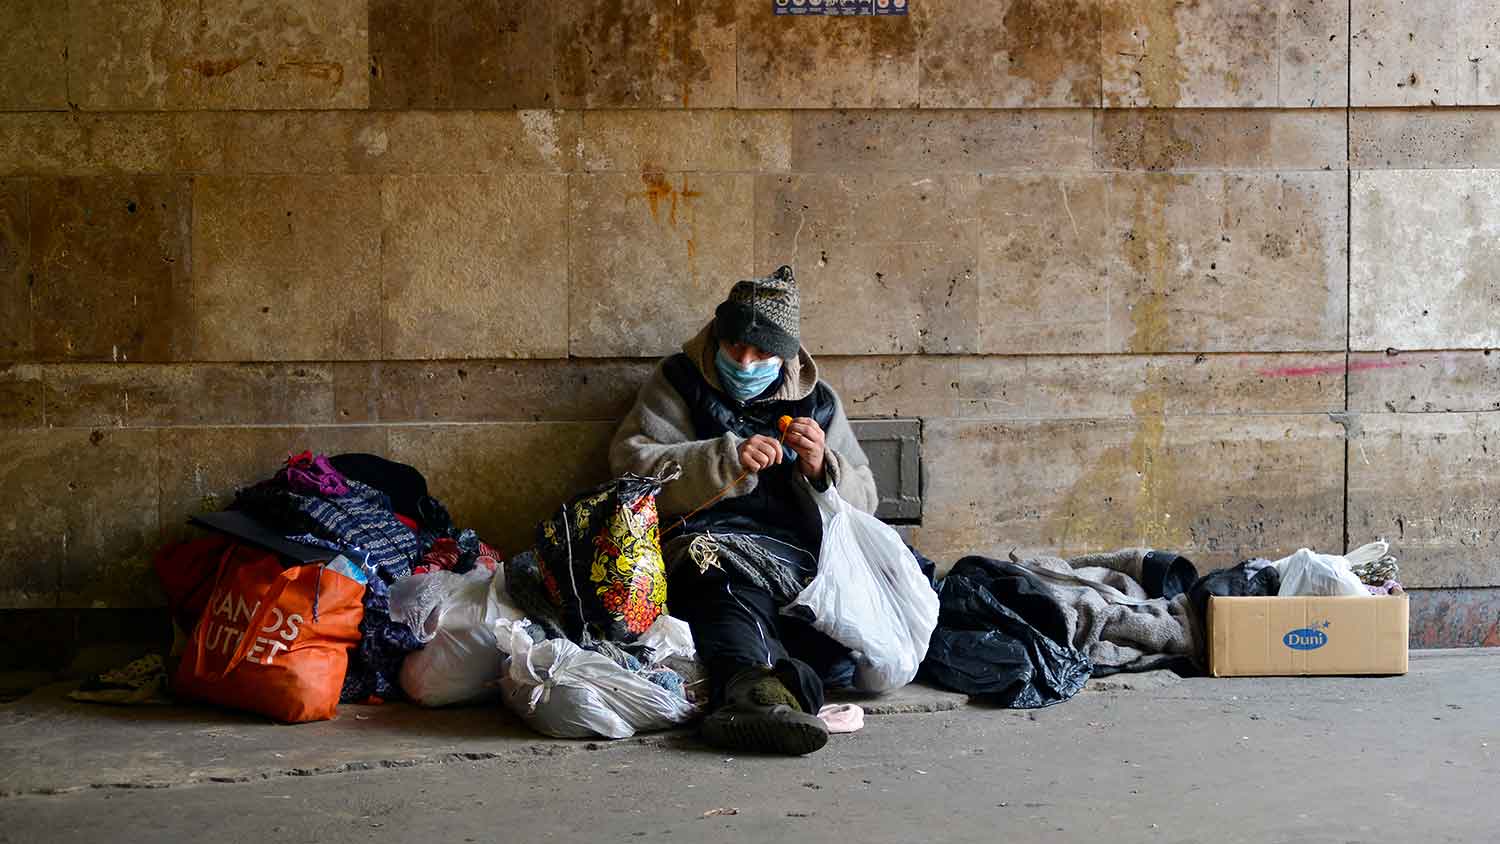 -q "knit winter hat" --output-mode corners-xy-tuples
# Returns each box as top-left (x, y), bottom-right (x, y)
(714, 265), (801, 360)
